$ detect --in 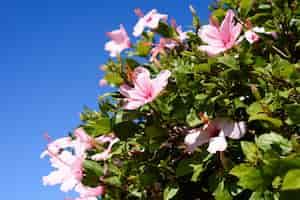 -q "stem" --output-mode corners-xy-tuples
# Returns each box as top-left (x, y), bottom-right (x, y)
(219, 151), (228, 169)
(272, 45), (290, 58)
